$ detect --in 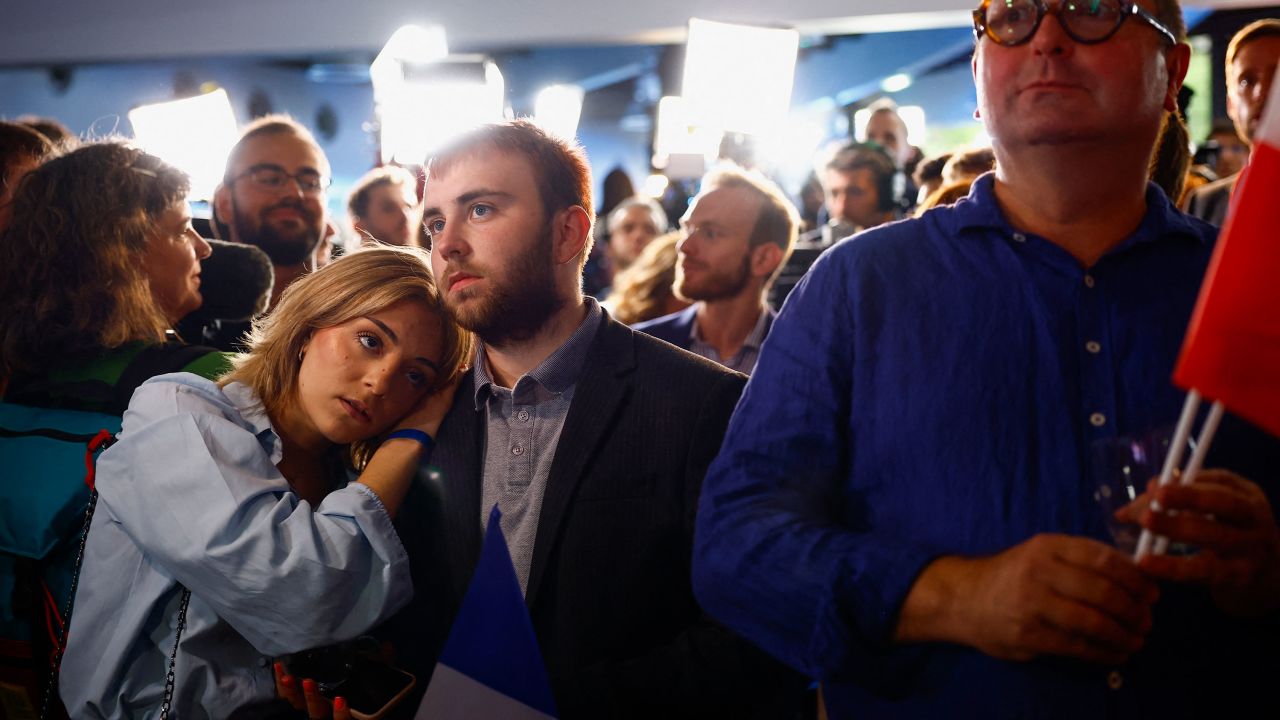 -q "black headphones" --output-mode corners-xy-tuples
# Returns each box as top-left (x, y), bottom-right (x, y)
(828, 141), (901, 213)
